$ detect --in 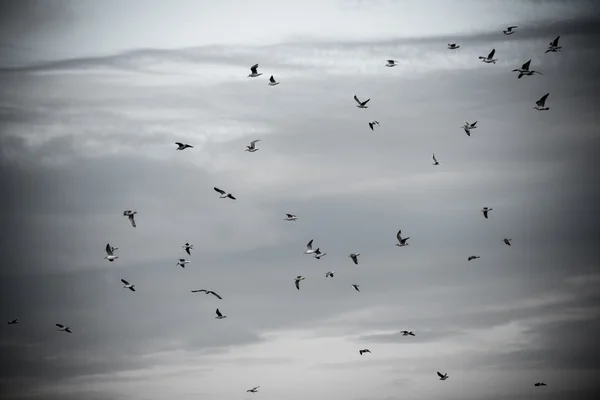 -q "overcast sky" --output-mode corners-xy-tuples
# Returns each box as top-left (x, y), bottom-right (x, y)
(0, 1), (599, 399)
